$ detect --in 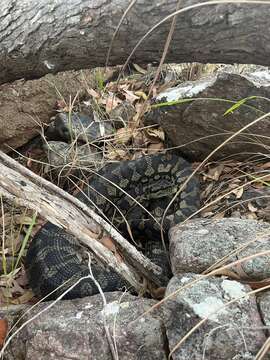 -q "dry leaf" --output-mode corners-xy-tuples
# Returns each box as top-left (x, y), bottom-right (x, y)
(106, 148), (127, 160)
(15, 215), (34, 225)
(133, 131), (147, 147)
(247, 202), (258, 212)
(253, 182), (265, 189)
(231, 187), (244, 199)
(212, 212), (225, 219)
(123, 89), (140, 103)
(9, 278), (25, 295)
(115, 127), (133, 145)
(213, 268), (241, 279)
(105, 94), (122, 113)
(0, 287), (12, 299)
(246, 213), (257, 220)
(87, 88), (100, 99)
(201, 211), (214, 218)
(205, 164), (224, 181)
(134, 91), (148, 100)
(0, 319), (8, 348)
